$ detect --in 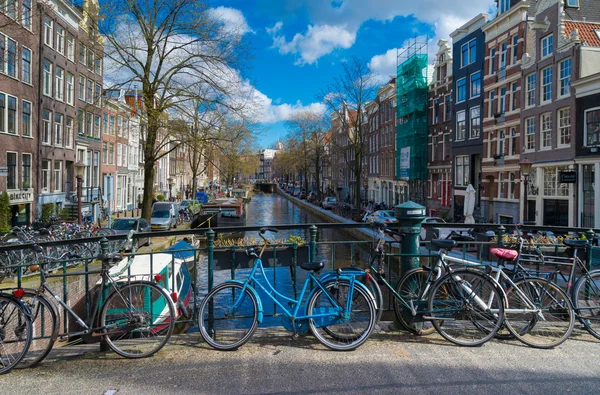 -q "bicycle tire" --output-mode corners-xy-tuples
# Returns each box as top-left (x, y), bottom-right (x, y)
(100, 281), (175, 358)
(429, 270), (504, 347)
(504, 277), (574, 349)
(199, 283), (259, 351)
(0, 294), (33, 374)
(394, 268), (436, 336)
(17, 291), (59, 368)
(572, 270), (600, 340)
(307, 280), (376, 351)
